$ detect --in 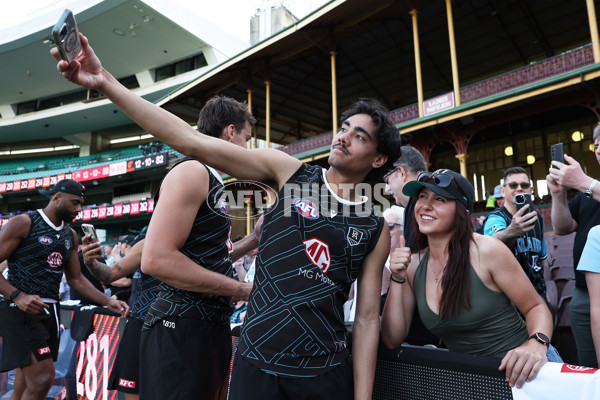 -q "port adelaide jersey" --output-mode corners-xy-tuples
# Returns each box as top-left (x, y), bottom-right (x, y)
(144, 160), (234, 328)
(6, 210), (75, 301)
(129, 269), (160, 321)
(238, 164), (384, 377)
